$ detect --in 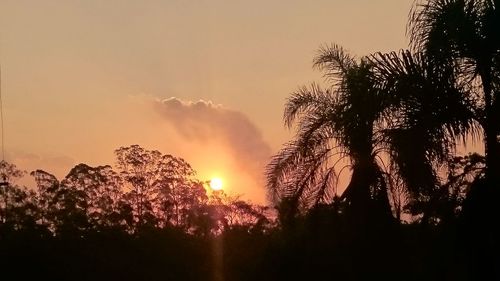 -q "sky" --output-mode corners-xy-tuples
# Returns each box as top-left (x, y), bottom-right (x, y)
(0, 0), (414, 204)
